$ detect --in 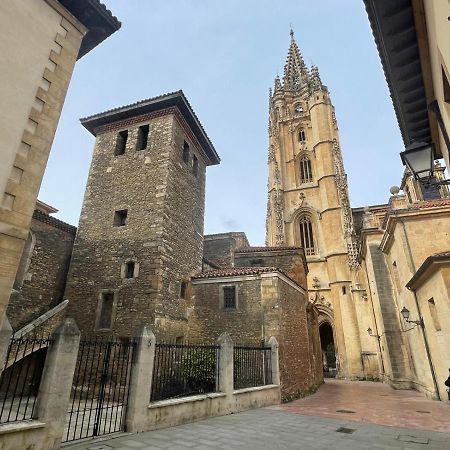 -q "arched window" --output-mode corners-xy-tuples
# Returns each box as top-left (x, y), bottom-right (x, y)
(300, 155), (313, 183)
(299, 215), (315, 256)
(298, 130), (306, 142)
